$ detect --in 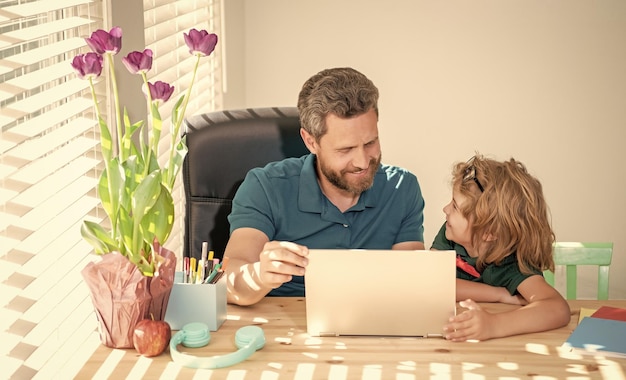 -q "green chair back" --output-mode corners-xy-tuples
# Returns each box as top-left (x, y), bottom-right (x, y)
(544, 242), (613, 300)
